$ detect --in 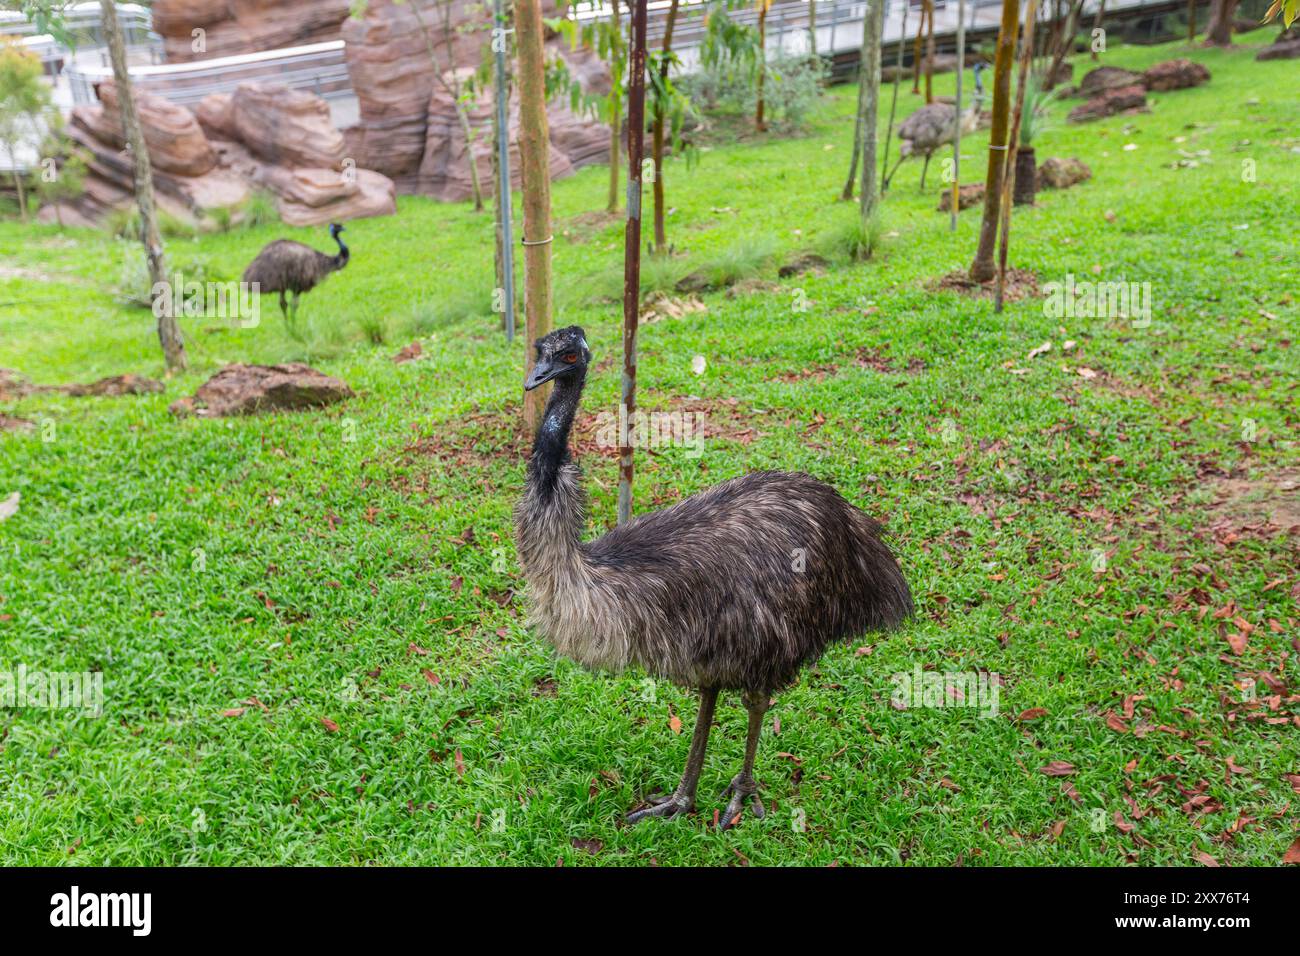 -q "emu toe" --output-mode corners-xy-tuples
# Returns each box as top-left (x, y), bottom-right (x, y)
(626, 792), (693, 824)
(718, 773), (764, 830)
